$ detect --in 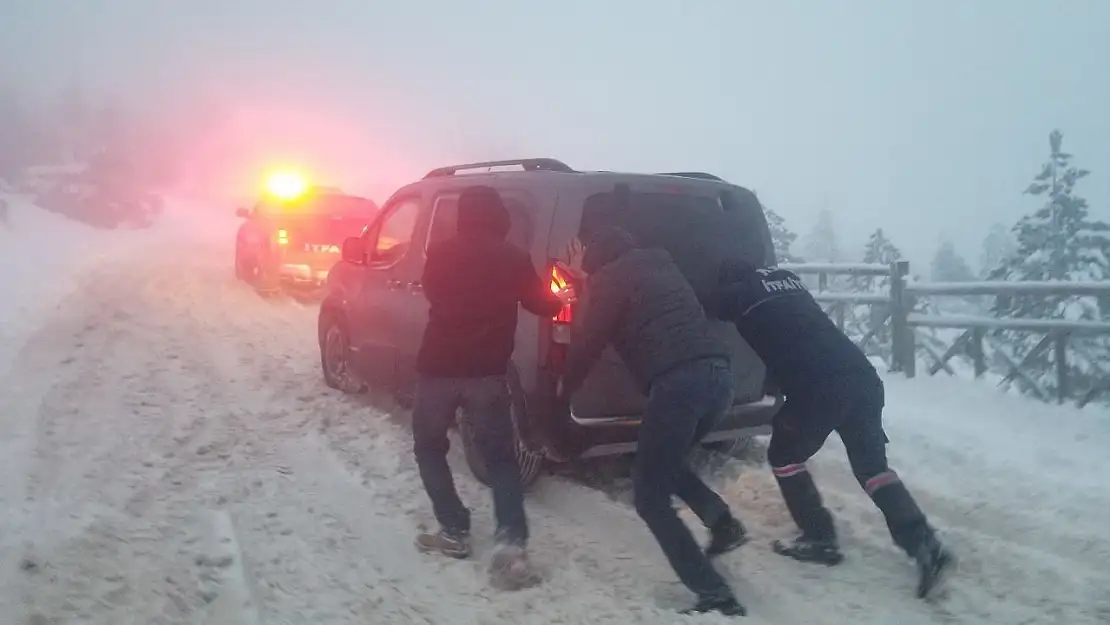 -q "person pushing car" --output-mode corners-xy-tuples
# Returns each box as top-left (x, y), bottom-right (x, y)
(558, 225), (749, 617)
(412, 185), (572, 590)
(706, 260), (955, 599)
